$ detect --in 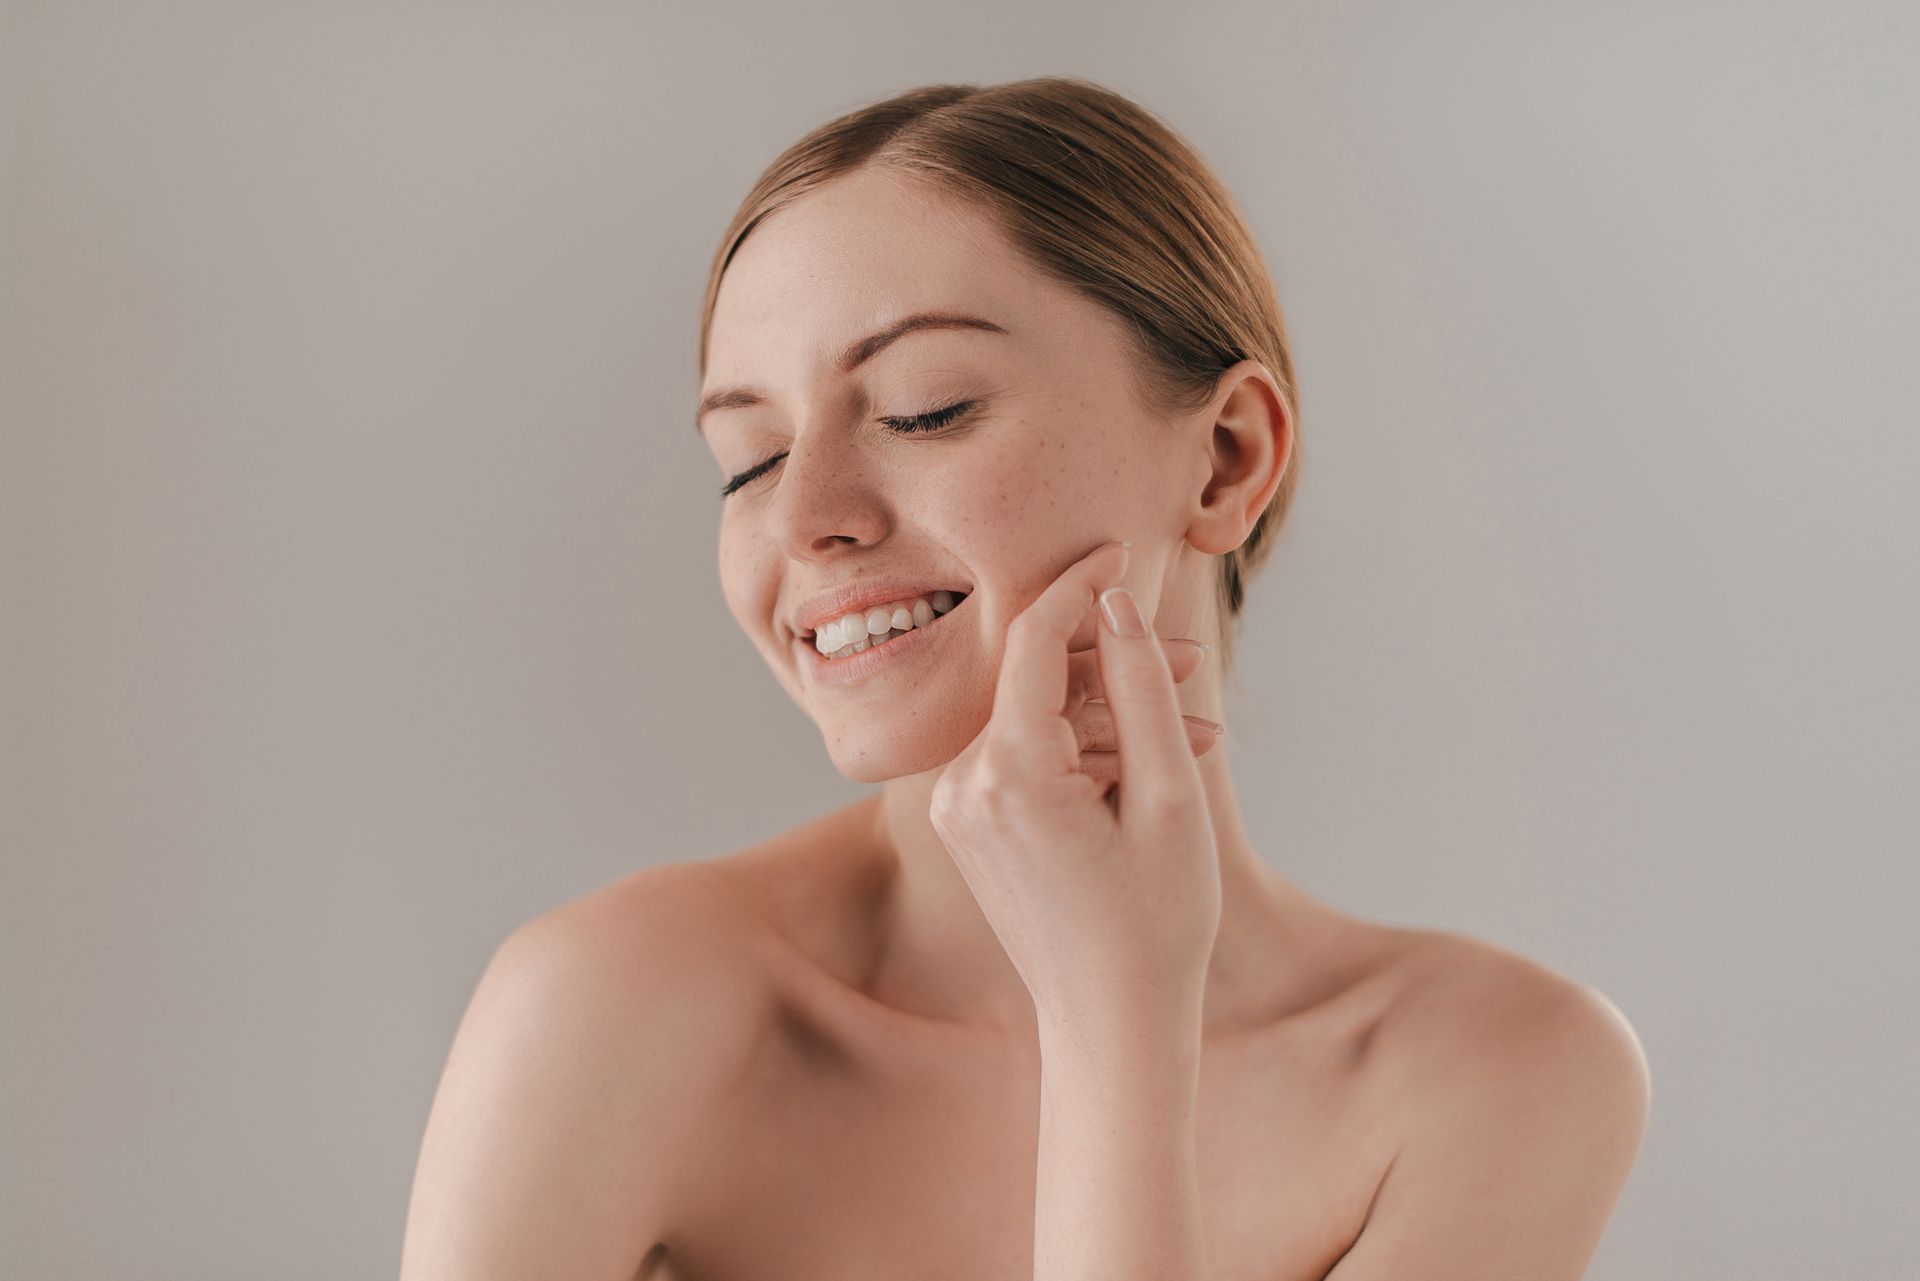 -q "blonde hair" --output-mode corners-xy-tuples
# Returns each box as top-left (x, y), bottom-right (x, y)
(698, 76), (1301, 674)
